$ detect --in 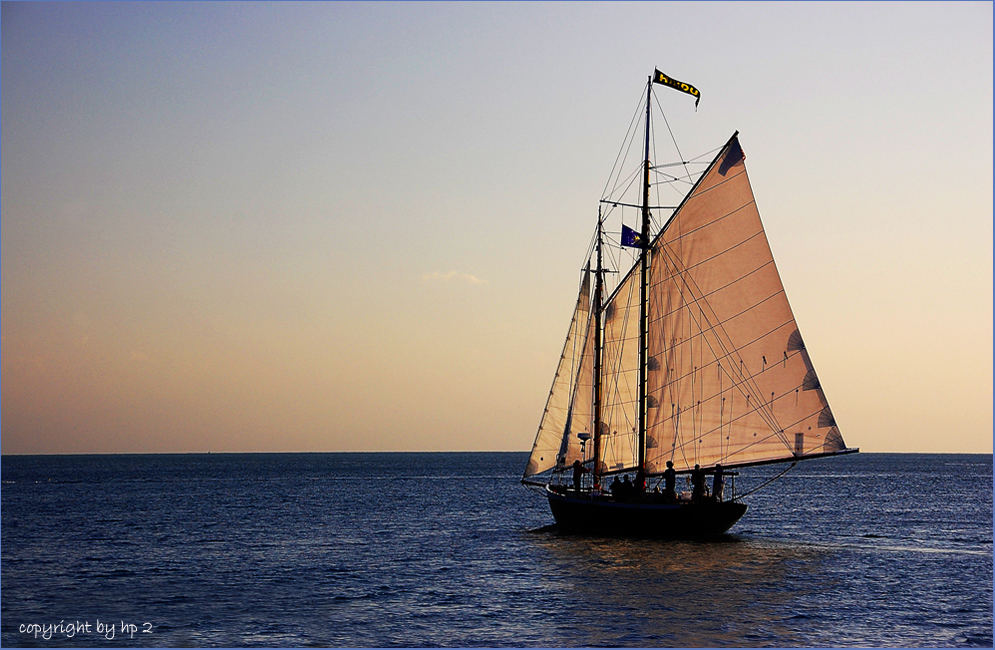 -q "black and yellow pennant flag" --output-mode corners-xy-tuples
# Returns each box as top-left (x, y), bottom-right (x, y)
(654, 69), (700, 108)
